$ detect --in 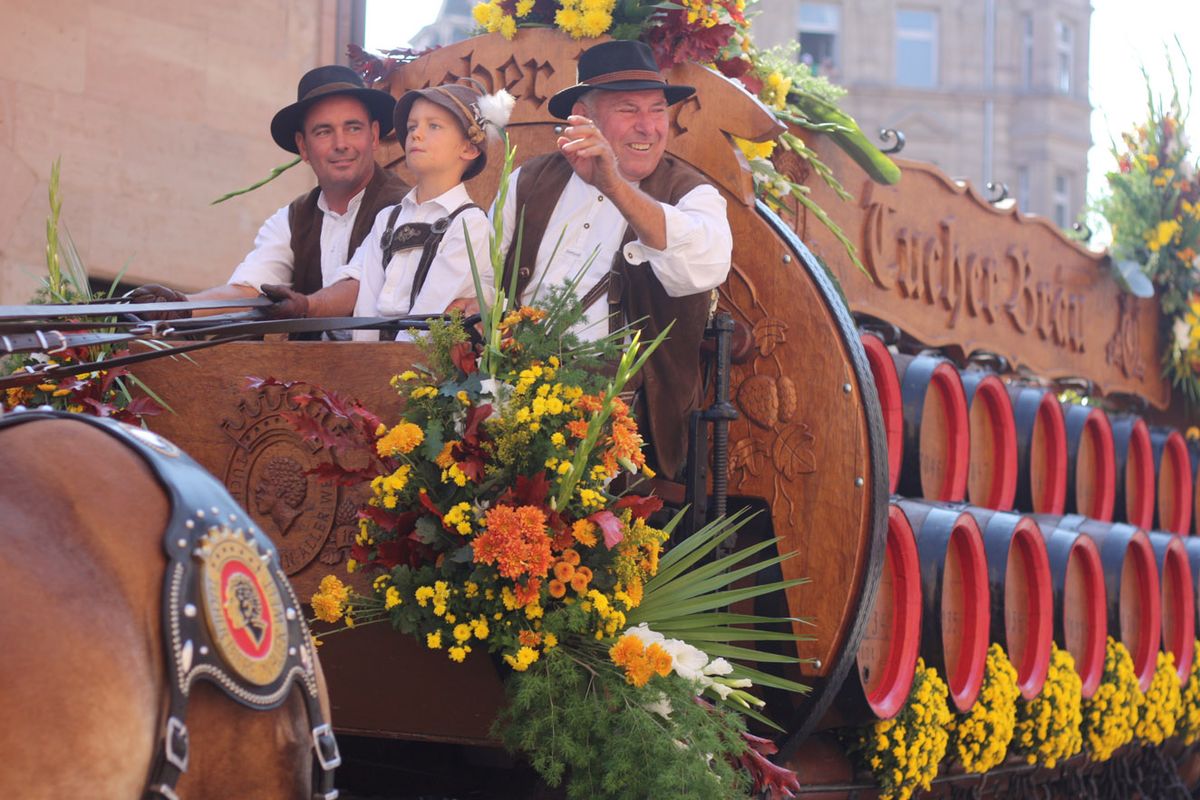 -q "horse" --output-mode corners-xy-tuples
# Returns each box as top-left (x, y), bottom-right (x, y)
(0, 412), (338, 799)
